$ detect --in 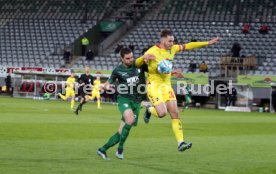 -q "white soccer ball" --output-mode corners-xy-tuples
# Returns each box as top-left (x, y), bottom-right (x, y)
(157, 60), (172, 74)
